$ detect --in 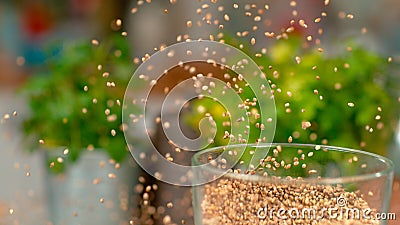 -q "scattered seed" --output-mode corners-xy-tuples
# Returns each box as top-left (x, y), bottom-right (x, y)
(115, 19), (122, 27)
(302, 121), (312, 130)
(111, 129), (117, 136)
(91, 39), (99, 46)
(361, 163), (367, 168)
(167, 202), (173, 208)
(224, 14), (230, 21)
(308, 169), (317, 174)
(250, 37), (256, 45)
